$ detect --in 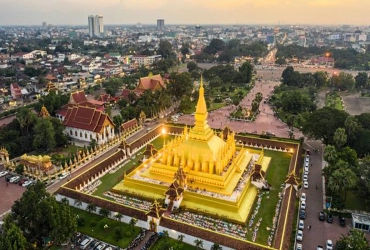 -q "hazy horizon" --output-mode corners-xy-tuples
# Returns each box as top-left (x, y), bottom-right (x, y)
(1, 0), (370, 26)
